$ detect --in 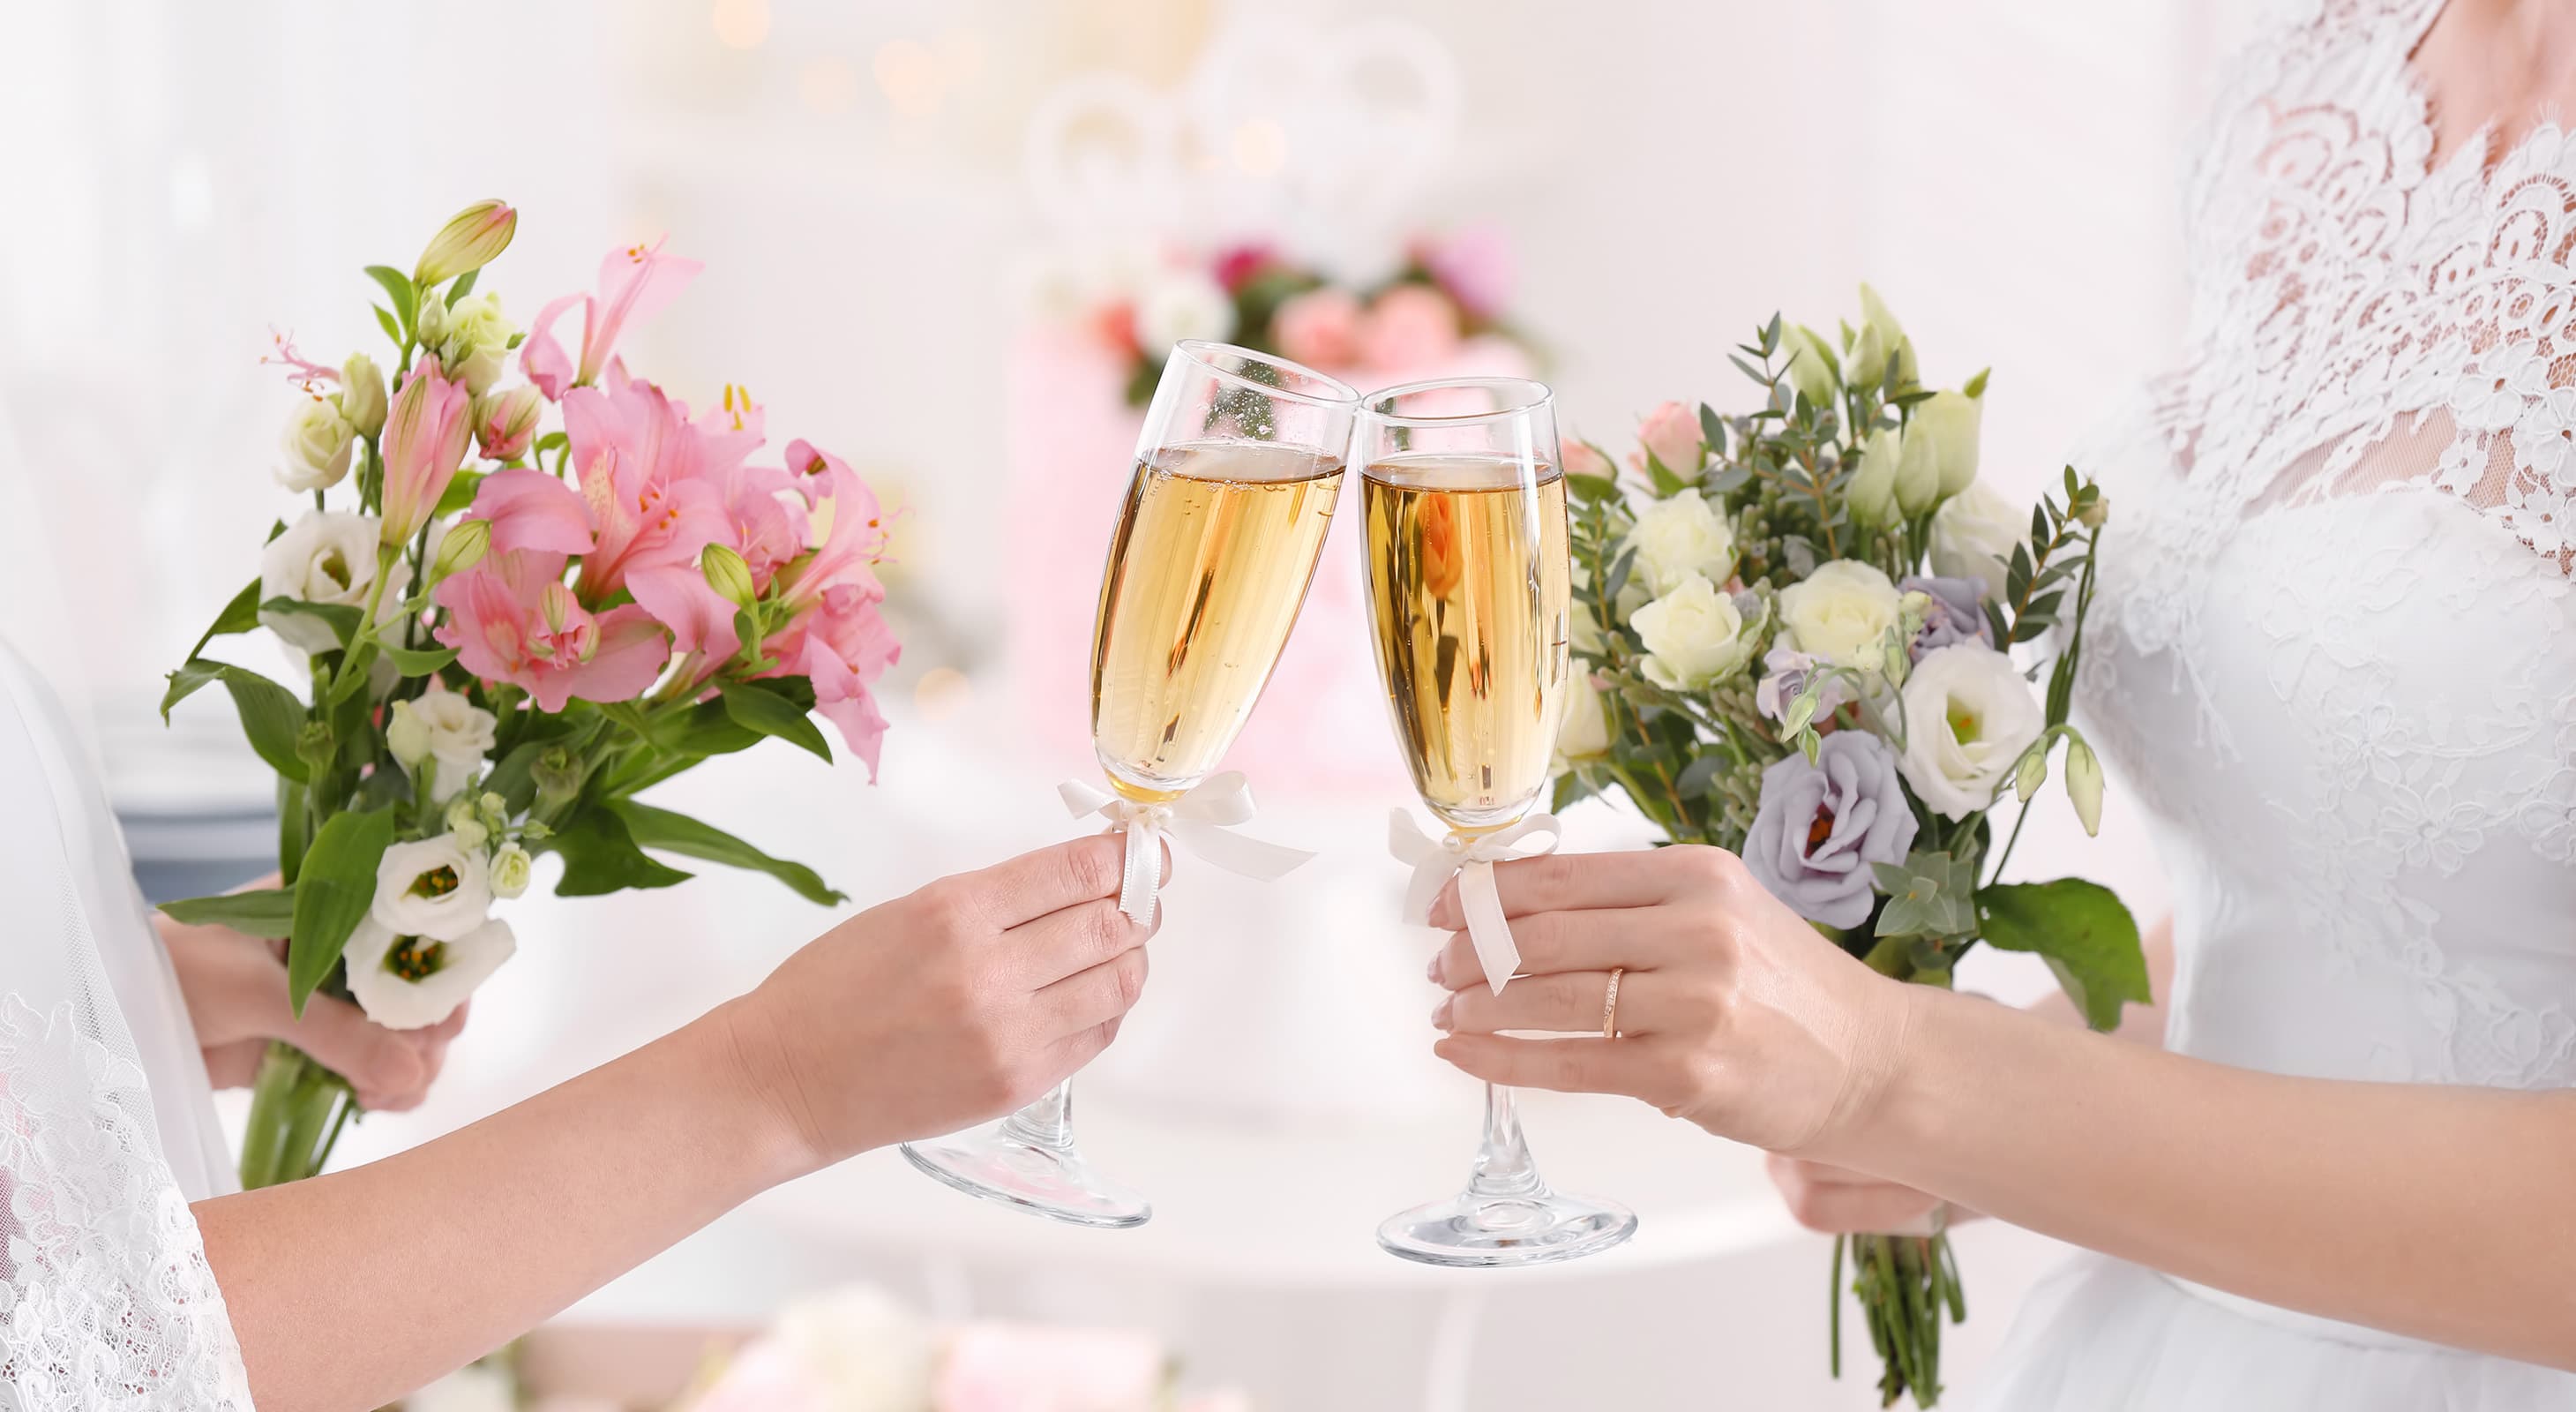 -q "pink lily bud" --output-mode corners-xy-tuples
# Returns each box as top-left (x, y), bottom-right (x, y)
(474, 386), (543, 462)
(379, 364), (474, 545)
(415, 199), (518, 288)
